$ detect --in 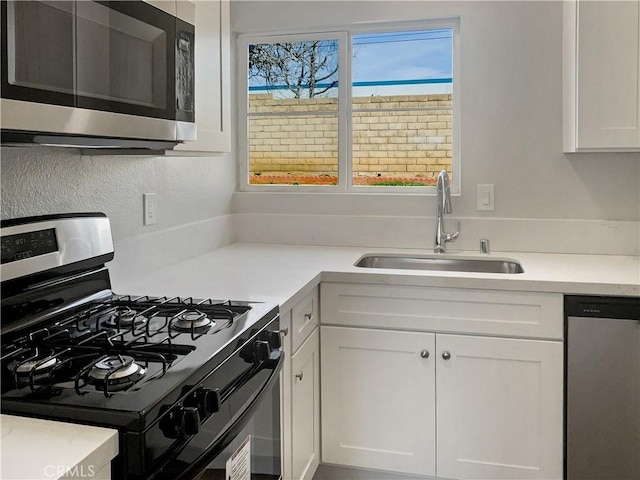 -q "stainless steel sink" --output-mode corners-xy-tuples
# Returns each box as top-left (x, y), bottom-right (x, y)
(354, 254), (524, 274)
